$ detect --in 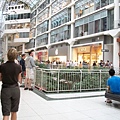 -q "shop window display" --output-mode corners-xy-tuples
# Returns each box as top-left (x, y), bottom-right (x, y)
(73, 44), (102, 66)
